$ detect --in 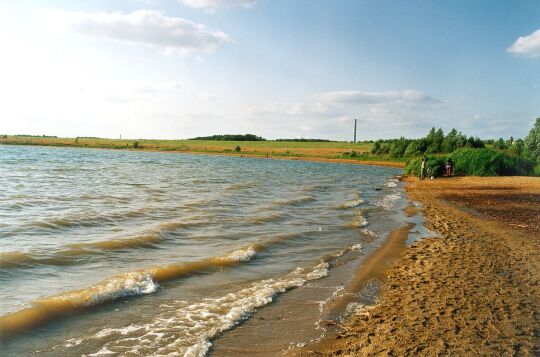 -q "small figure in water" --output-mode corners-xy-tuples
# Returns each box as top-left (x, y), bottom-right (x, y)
(420, 155), (428, 180)
(445, 158), (453, 177)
